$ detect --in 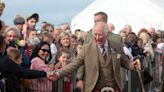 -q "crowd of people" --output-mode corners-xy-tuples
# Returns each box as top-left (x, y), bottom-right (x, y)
(0, 1), (164, 92)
